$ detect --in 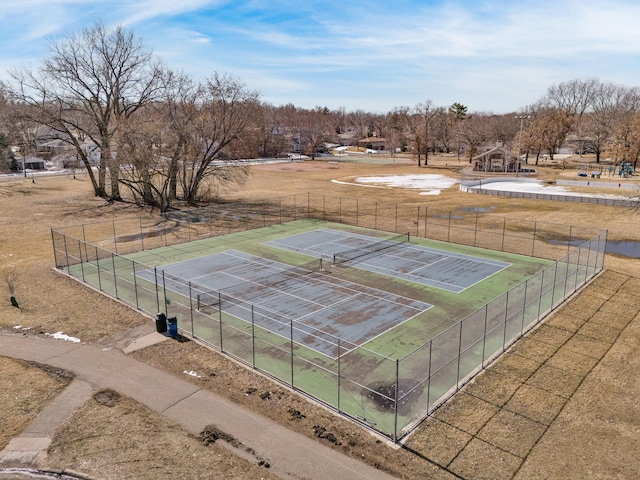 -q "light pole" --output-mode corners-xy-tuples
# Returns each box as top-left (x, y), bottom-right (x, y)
(515, 115), (530, 176)
(515, 115), (529, 158)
